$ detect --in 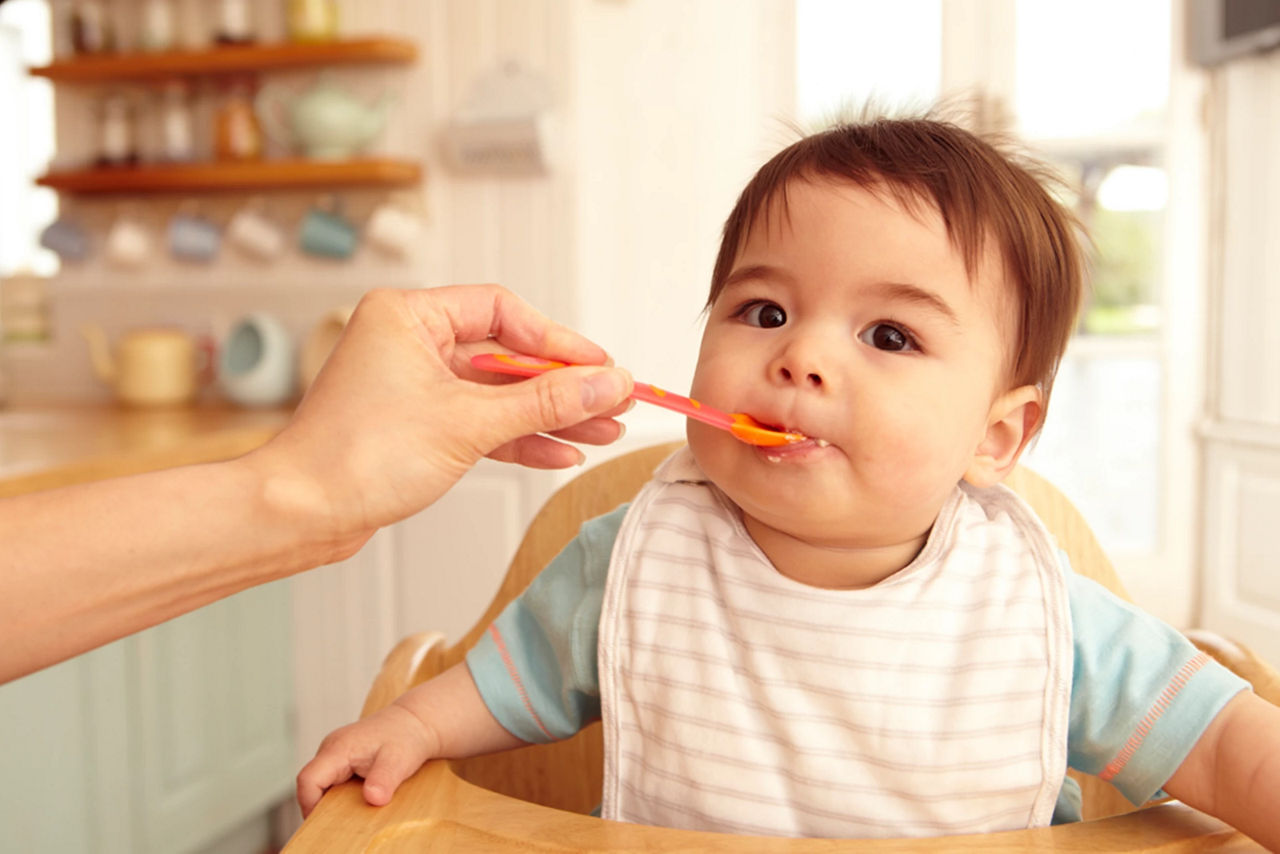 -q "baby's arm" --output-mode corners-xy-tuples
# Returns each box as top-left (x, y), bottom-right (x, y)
(296, 662), (523, 817)
(1163, 690), (1280, 850)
